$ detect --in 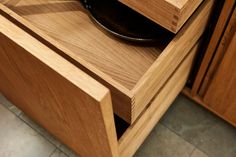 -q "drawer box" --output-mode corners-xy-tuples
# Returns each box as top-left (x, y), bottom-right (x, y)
(0, 0), (214, 157)
(119, 0), (203, 33)
(0, 0), (213, 124)
(0, 24), (200, 156)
